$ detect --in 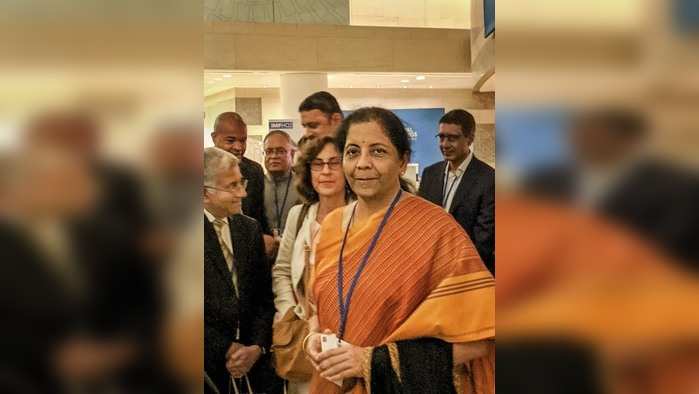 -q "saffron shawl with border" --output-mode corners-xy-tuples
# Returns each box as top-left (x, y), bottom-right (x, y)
(310, 195), (495, 394)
